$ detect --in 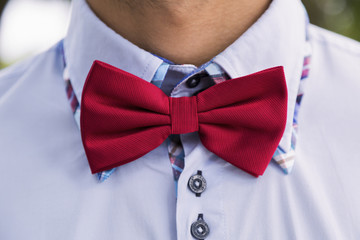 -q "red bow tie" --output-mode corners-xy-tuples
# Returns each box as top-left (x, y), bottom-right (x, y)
(81, 61), (287, 177)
